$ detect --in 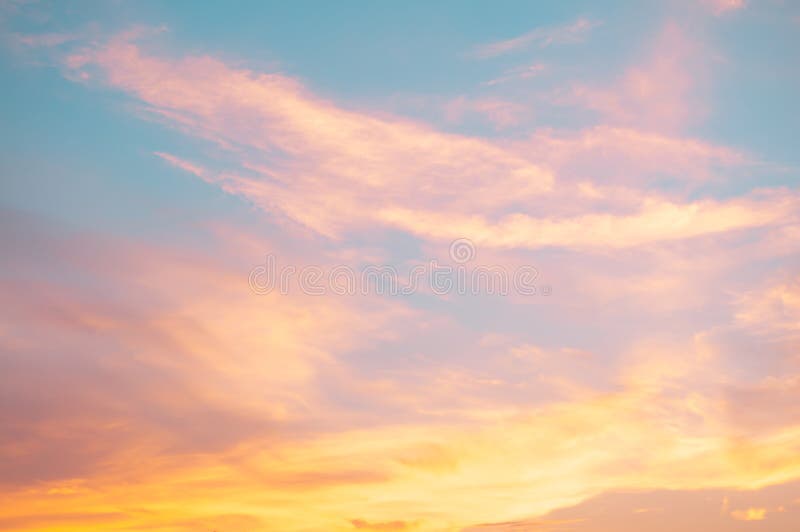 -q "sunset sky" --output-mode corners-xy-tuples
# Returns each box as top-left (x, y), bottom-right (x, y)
(1, 1), (799, 530)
